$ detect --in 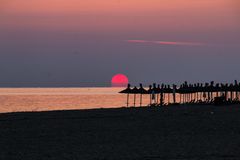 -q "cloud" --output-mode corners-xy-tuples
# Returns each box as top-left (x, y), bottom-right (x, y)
(126, 40), (205, 46)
